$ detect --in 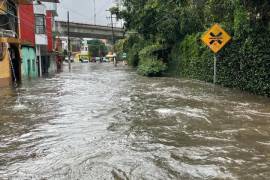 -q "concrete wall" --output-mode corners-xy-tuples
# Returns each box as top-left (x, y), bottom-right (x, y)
(55, 21), (124, 39)
(42, 2), (57, 13)
(35, 34), (48, 45)
(33, 3), (46, 15)
(34, 3), (48, 45)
